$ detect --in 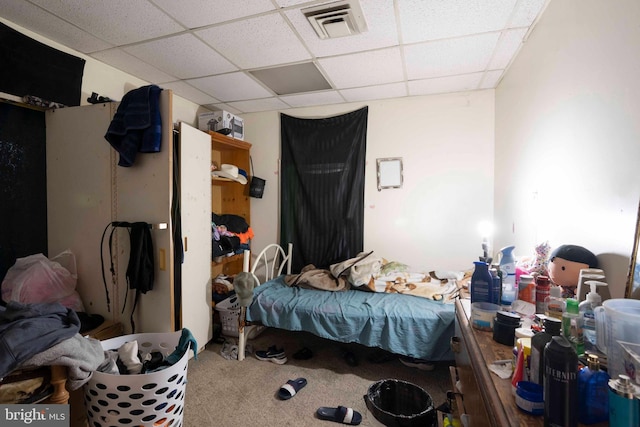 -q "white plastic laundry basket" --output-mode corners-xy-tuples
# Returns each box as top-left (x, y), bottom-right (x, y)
(215, 295), (265, 339)
(84, 331), (190, 427)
